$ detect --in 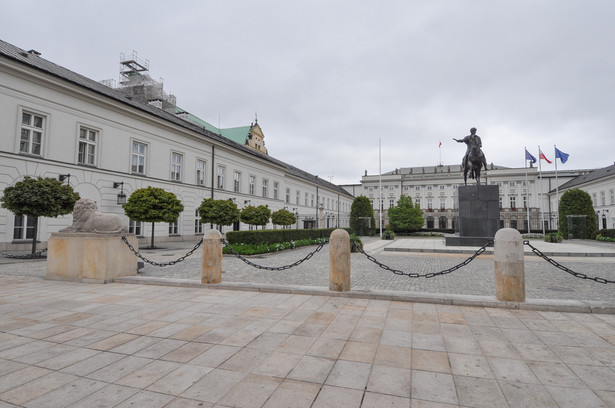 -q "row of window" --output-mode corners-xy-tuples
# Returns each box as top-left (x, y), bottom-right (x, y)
(367, 181), (531, 193)
(19, 109), (347, 210)
(592, 190), (615, 207)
